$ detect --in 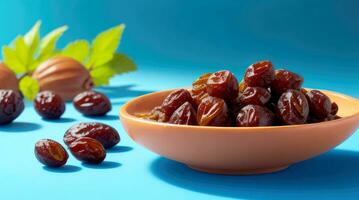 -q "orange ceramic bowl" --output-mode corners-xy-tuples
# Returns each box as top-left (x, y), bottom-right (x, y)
(120, 89), (359, 175)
